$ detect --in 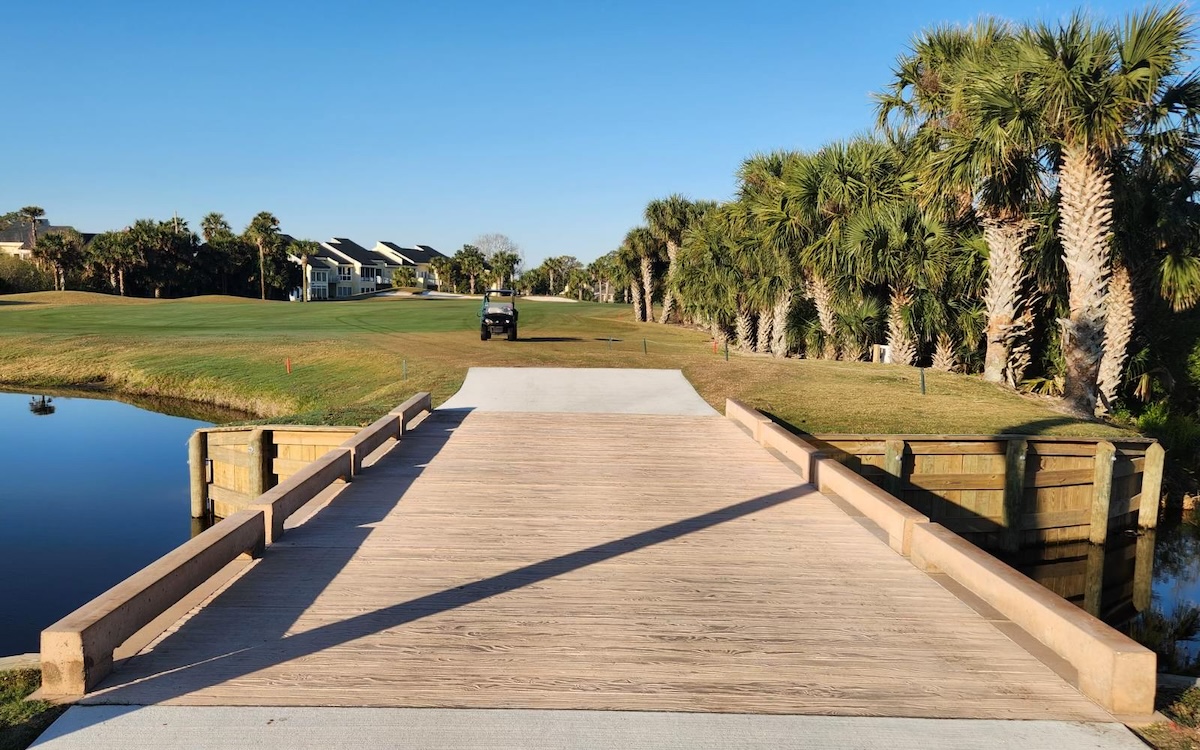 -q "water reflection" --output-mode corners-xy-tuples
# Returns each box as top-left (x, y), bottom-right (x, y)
(1004, 522), (1200, 674)
(28, 395), (55, 416)
(0, 391), (226, 656)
